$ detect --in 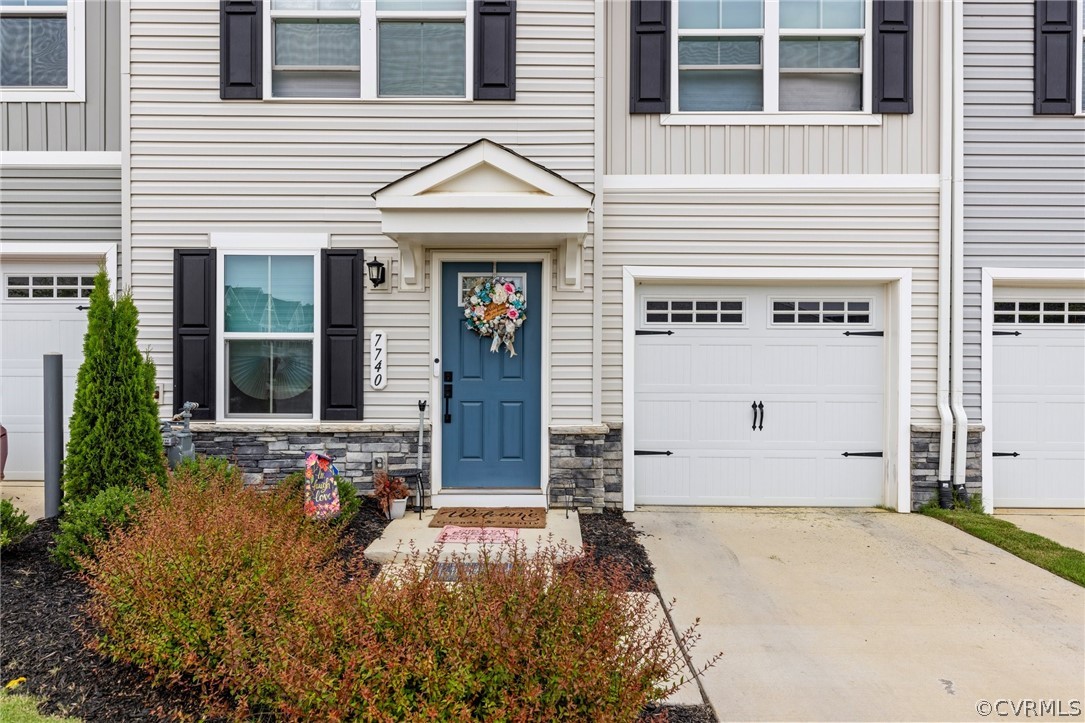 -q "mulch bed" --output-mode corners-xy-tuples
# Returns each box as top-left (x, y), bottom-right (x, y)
(3, 502), (715, 722)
